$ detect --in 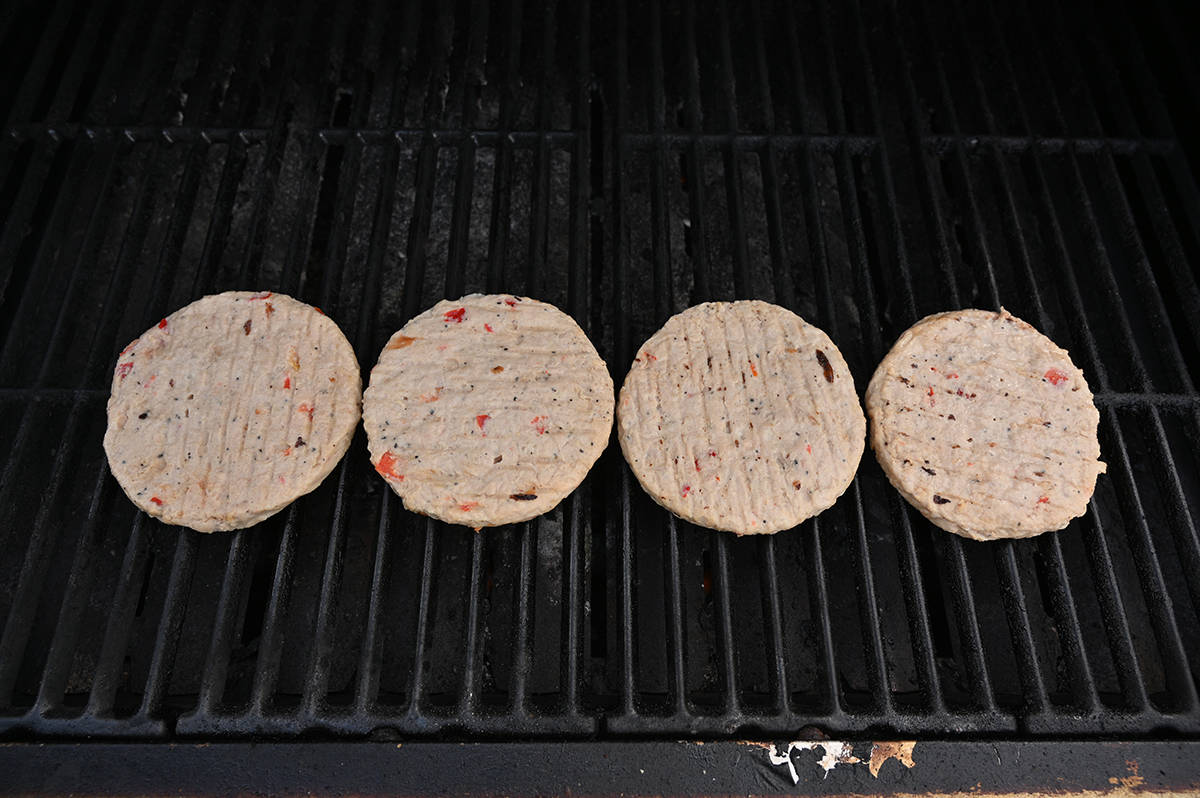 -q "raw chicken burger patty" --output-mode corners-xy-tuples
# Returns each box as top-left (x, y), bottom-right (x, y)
(617, 300), (865, 535)
(104, 291), (362, 532)
(866, 308), (1106, 540)
(363, 294), (614, 527)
